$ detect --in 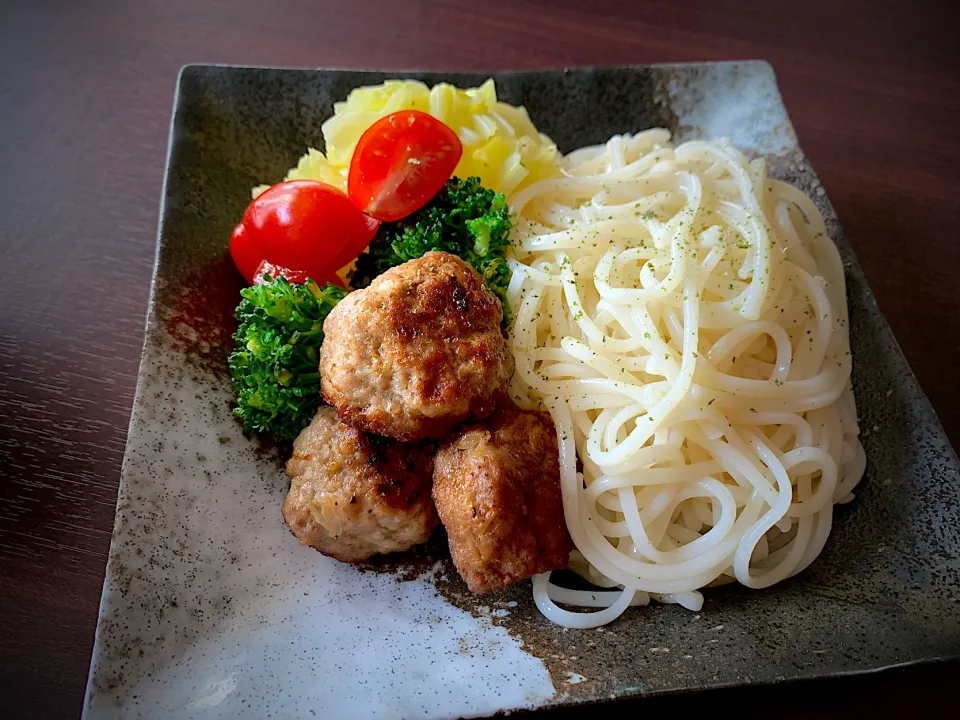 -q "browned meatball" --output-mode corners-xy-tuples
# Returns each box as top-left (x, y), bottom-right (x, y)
(320, 251), (513, 442)
(283, 407), (438, 563)
(432, 403), (572, 593)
